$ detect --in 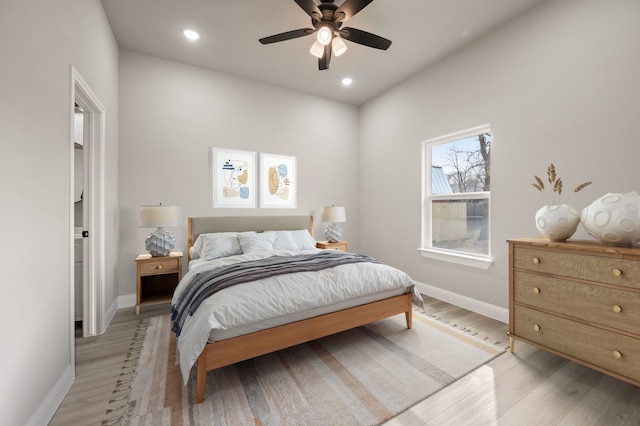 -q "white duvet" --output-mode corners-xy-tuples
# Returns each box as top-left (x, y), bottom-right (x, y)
(171, 249), (421, 383)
